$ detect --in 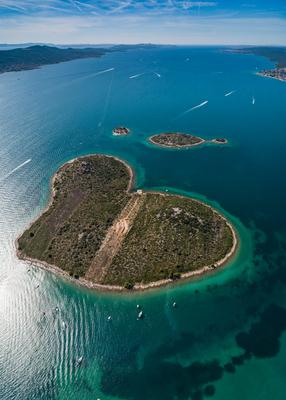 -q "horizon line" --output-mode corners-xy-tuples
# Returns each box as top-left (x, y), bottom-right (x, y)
(0, 42), (285, 47)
